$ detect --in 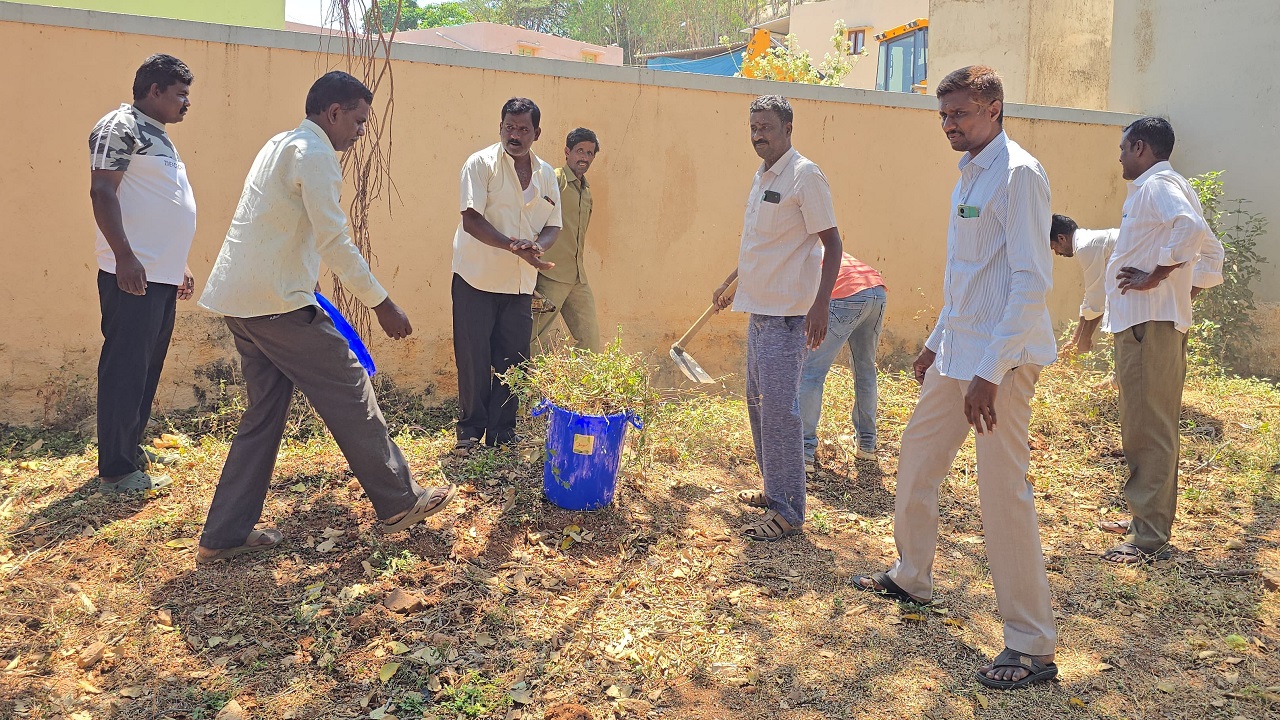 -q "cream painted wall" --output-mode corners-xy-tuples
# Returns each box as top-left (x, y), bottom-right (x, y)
(1109, 0), (1280, 304)
(788, 0), (929, 90)
(0, 5), (1135, 424)
(10, 0), (283, 28)
(929, 0), (1113, 109)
